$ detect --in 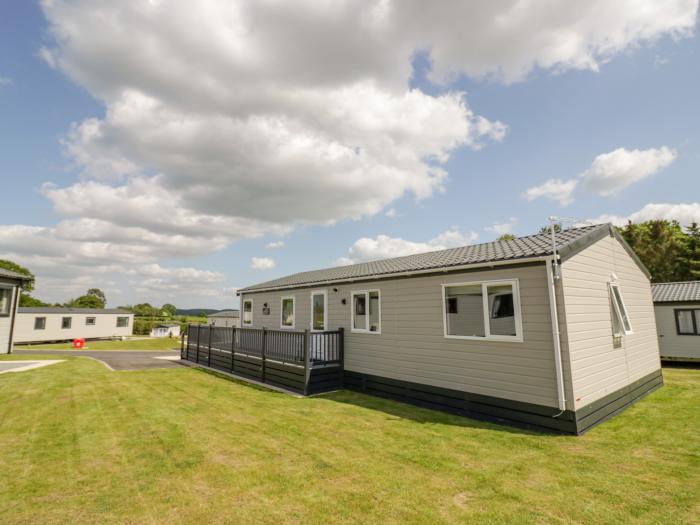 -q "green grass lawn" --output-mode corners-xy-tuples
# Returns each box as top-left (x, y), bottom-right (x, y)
(16, 337), (180, 351)
(0, 356), (698, 524)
